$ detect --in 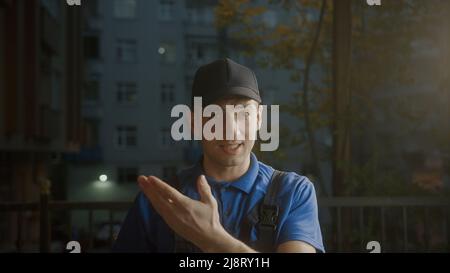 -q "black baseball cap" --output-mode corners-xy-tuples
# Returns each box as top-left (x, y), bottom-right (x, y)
(192, 58), (262, 106)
